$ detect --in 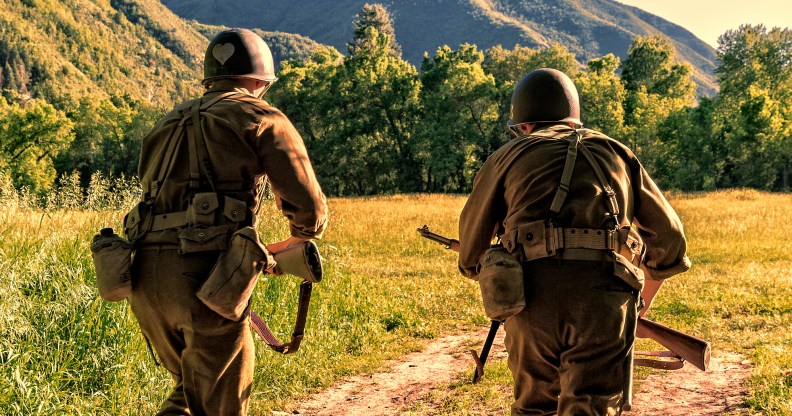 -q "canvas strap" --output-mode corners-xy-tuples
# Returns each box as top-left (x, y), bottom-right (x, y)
(250, 281), (313, 354)
(549, 130), (619, 225)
